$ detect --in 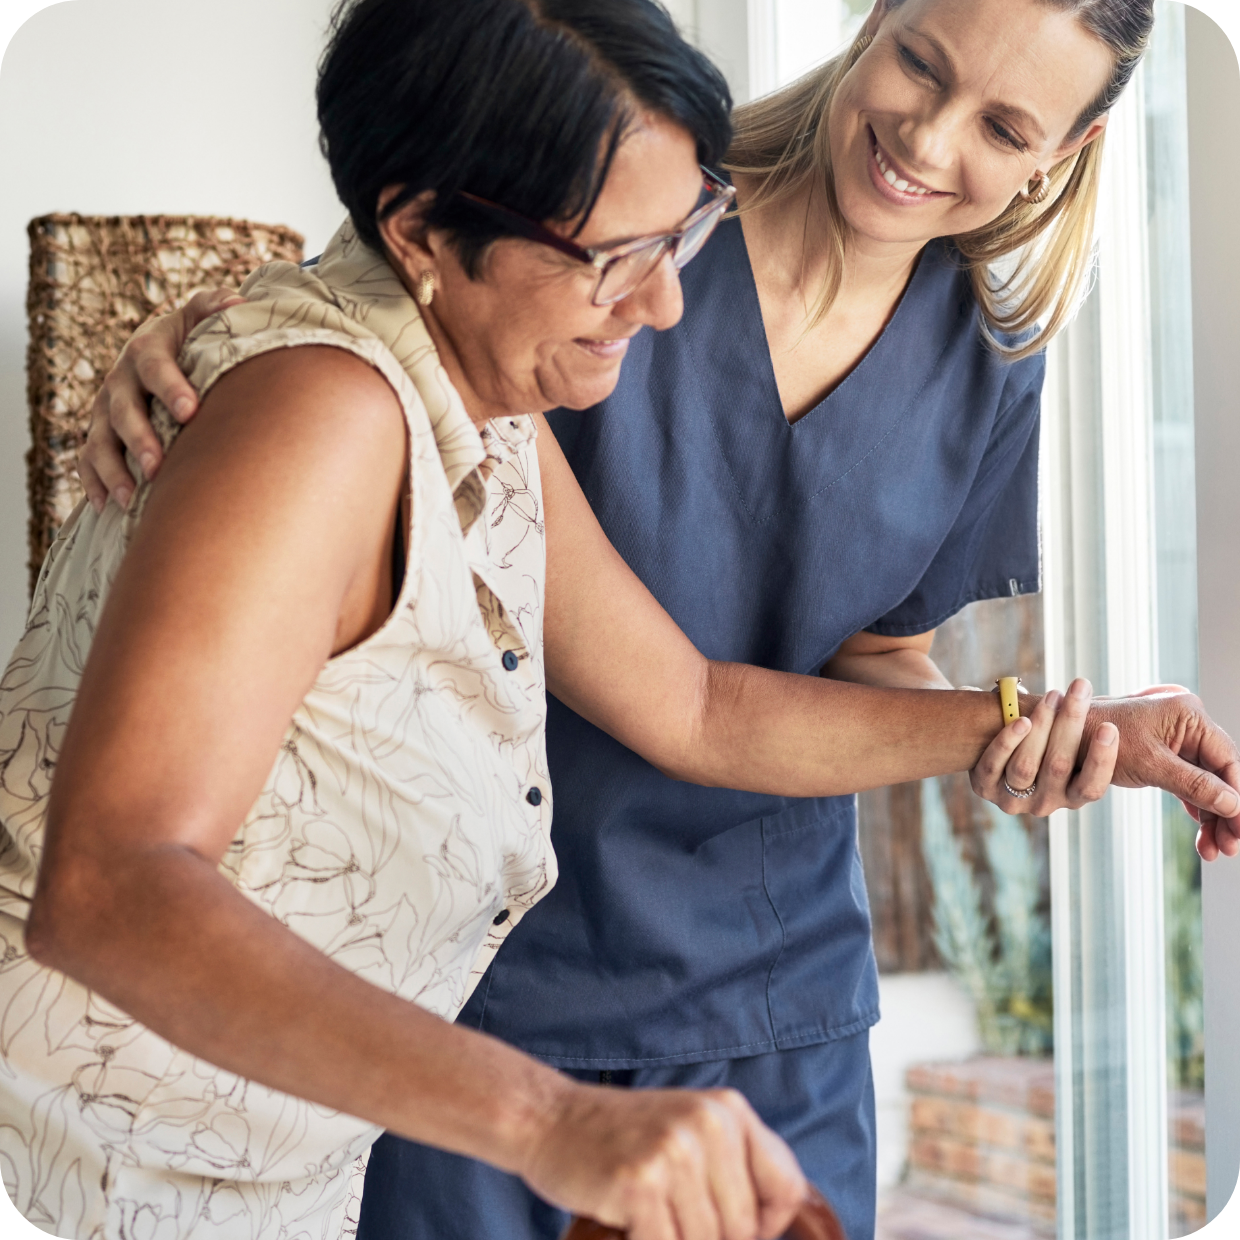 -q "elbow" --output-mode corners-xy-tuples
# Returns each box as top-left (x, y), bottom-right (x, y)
(25, 890), (67, 971)
(652, 659), (729, 787)
(26, 879), (74, 972)
(25, 855), (104, 975)
(649, 757), (713, 786)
